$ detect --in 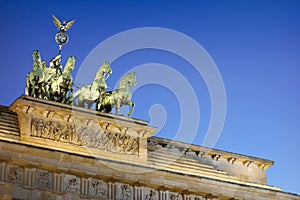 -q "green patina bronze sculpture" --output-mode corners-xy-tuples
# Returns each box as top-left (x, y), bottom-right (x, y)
(25, 50), (75, 104)
(99, 72), (136, 116)
(25, 15), (136, 117)
(72, 62), (112, 109)
(25, 50), (46, 98)
(25, 15), (76, 104)
(52, 15), (75, 55)
(49, 55), (75, 103)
